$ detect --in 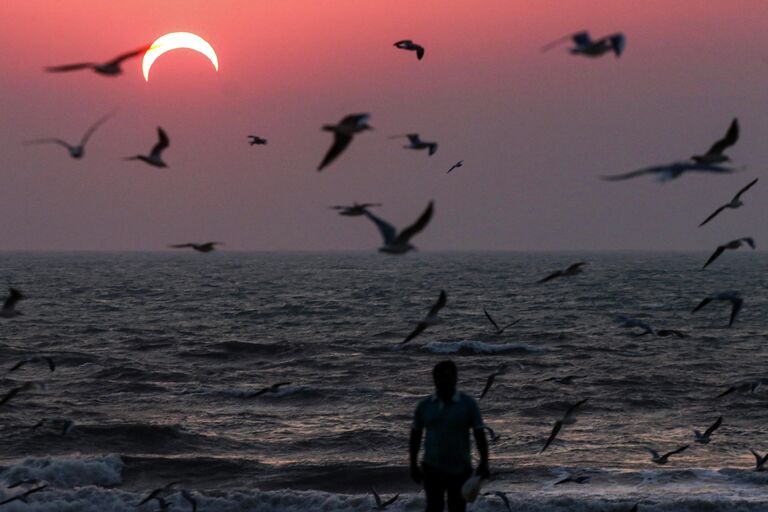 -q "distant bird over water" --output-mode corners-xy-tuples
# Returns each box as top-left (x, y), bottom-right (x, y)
(125, 127), (170, 167)
(25, 110), (115, 159)
(483, 308), (520, 335)
(251, 382), (291, 397)
(537, 262), (586, 283)
(400, 290), (446, 344)
(694, 416), (723, 444)
(170, 242), (222, 253)
(479, 364), (508, 399)
(750, 449), (768, 471)
(45, 45), (150, 76)
(370, 487), (399, 510)
(702, 237), (755, 269)
(542, 31), (625, 57)
(447, 160), (464, 173)
(363, 201), (434, 254)
(1, 288), (24, 318)
(602, 161), (738, 182)
(9, 356), (54, 373)
(645, 445), (689, 464)
(554, 475), (590, 485)
(393, 40), (424, 60)
(692, 119), (739, 164)
(0, 484), (48, 506)
(692, 292), (743, 327)
(540, 398), (588, 453)
(699, 178), (758, 227)
(330, 203), (382, 216)
(391, 134), (438, 156)
(318, 113), (372, 171)
(248, 136), (267, 145)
